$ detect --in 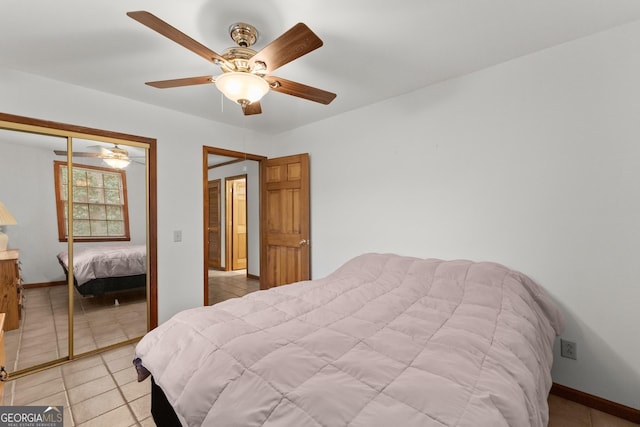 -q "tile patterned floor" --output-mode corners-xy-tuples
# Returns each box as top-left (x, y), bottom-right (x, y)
(2, 343), (152, 426)
(4, 286), (147, 372)
(2, 274), (637, 426)
(207, 269), (260, 305)
(548, 394), (640, 427)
